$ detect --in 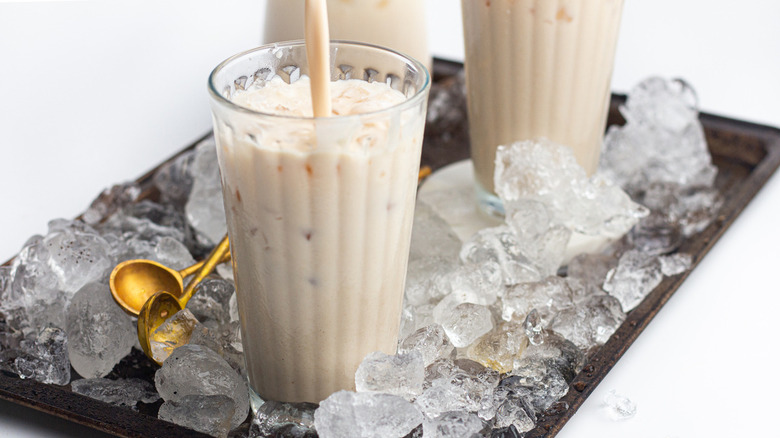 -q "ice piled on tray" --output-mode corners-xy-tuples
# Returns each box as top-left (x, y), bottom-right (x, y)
(185, 137), (227, 246)
(158, 394), (236, 438)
